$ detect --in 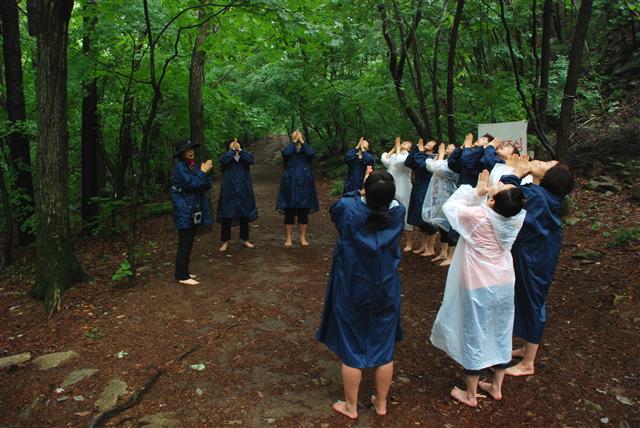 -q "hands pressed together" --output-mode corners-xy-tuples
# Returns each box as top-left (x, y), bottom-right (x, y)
(507, 154), (531, 177)
(201, 159), (213, 174)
